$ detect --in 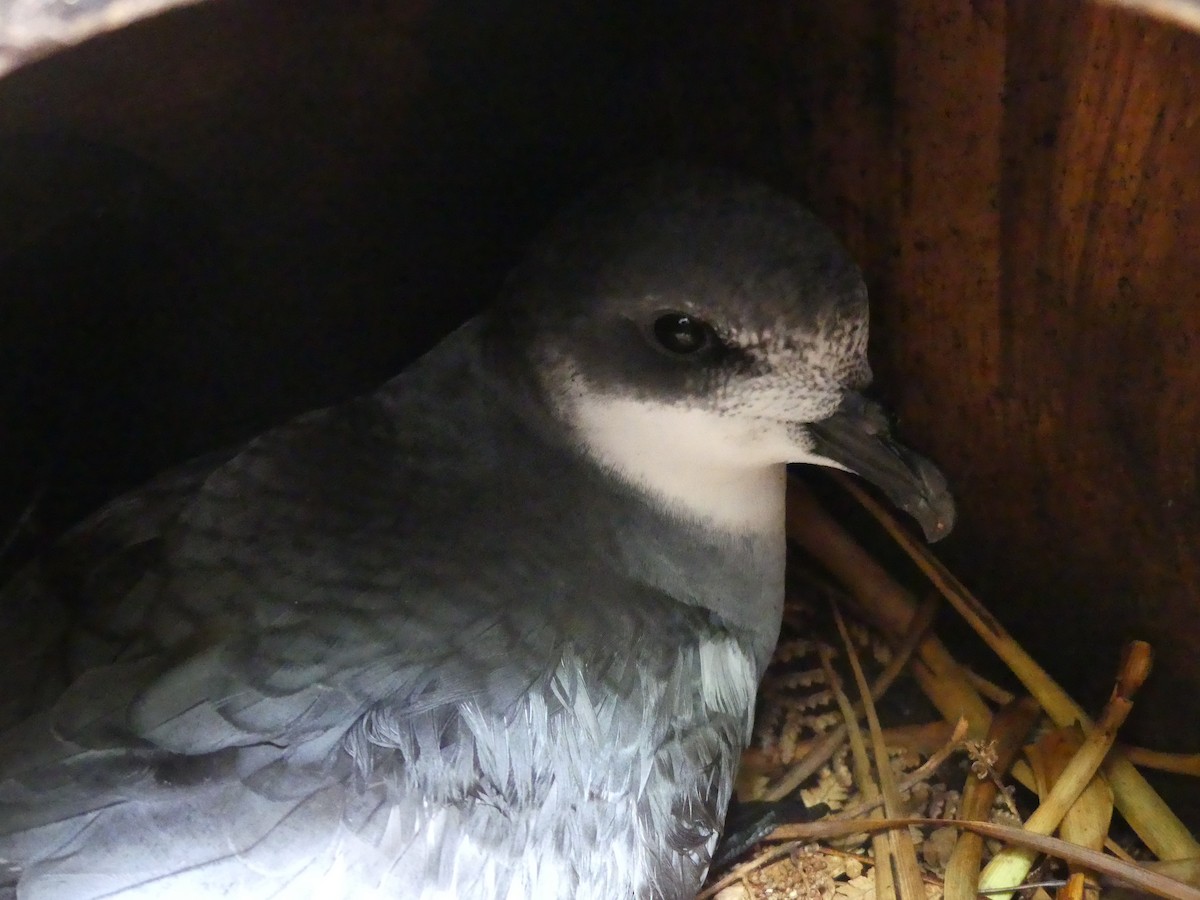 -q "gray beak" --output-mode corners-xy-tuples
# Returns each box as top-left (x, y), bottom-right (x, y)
(805, 392), (956, 542)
